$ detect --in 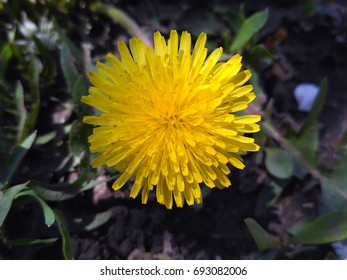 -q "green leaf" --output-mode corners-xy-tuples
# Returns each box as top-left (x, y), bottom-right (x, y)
(68, 120), (91, 157)
(0, 183), (28, 227)
(244, 218), (280, 251)
(265, 147), (294, 179)
(234, 4), (246, 30)
(0, 131), (37, 188)
(71, 76), (89, 116)
(266, 180), (283, 207)
(8, 237), (58, 246)
(292, 157), (309, 179)
(29, 180), (84, 201)
(320, 131), (347, 213)
(14, 81), (27, 144)
(248, 44), (275, 60)
(302, 0), (316, 16)
(249, 70), (262, 96)
(35, 131), (57, 145)
(0, 44), (13, 74)
(292, 211), (347, 244)
(54, 20), (83, 62)
(9, 43), (26, 68)
(60, 44), (88, 117)
(286, 82), (325, 171)
(53, 209), (74, 260)
(300, 78), (328, 136)
(230, 9), (269, 51)
(288, 217), (313, 236)
(72, 210), (112, 232)
(321, 185), (347, 213)
(32, 36), (57, 84)
(285, 77), (325, 176)
(59, 43), (79, 91)
(27, 57), (40, 133)
(80, 174), (120, 192)
(29, 174), (119, 201)
(289, 128), (318, 169)
(89, 2), (151, 46)
(78, 174), (110, 191)
(16, 189), (55, 227)
(246, 45), (275, 69)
